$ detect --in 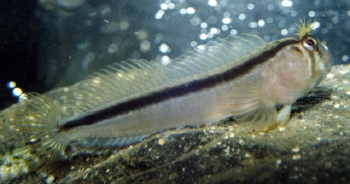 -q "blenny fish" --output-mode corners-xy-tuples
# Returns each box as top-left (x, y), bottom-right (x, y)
(1, 21), (332, 178)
